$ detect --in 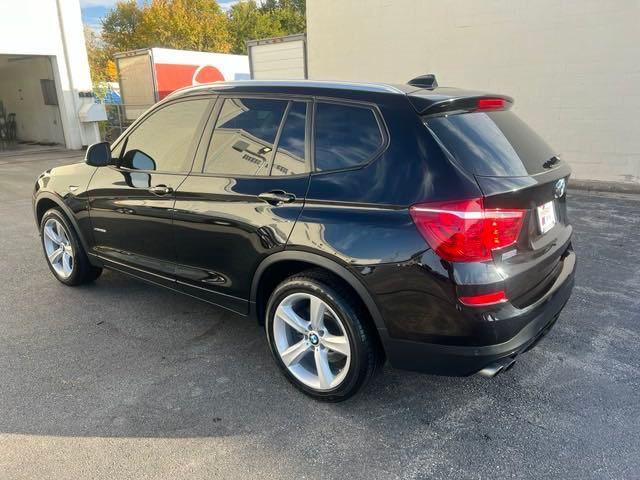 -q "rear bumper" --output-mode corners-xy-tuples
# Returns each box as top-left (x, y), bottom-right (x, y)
(381, 250), (576, 376)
